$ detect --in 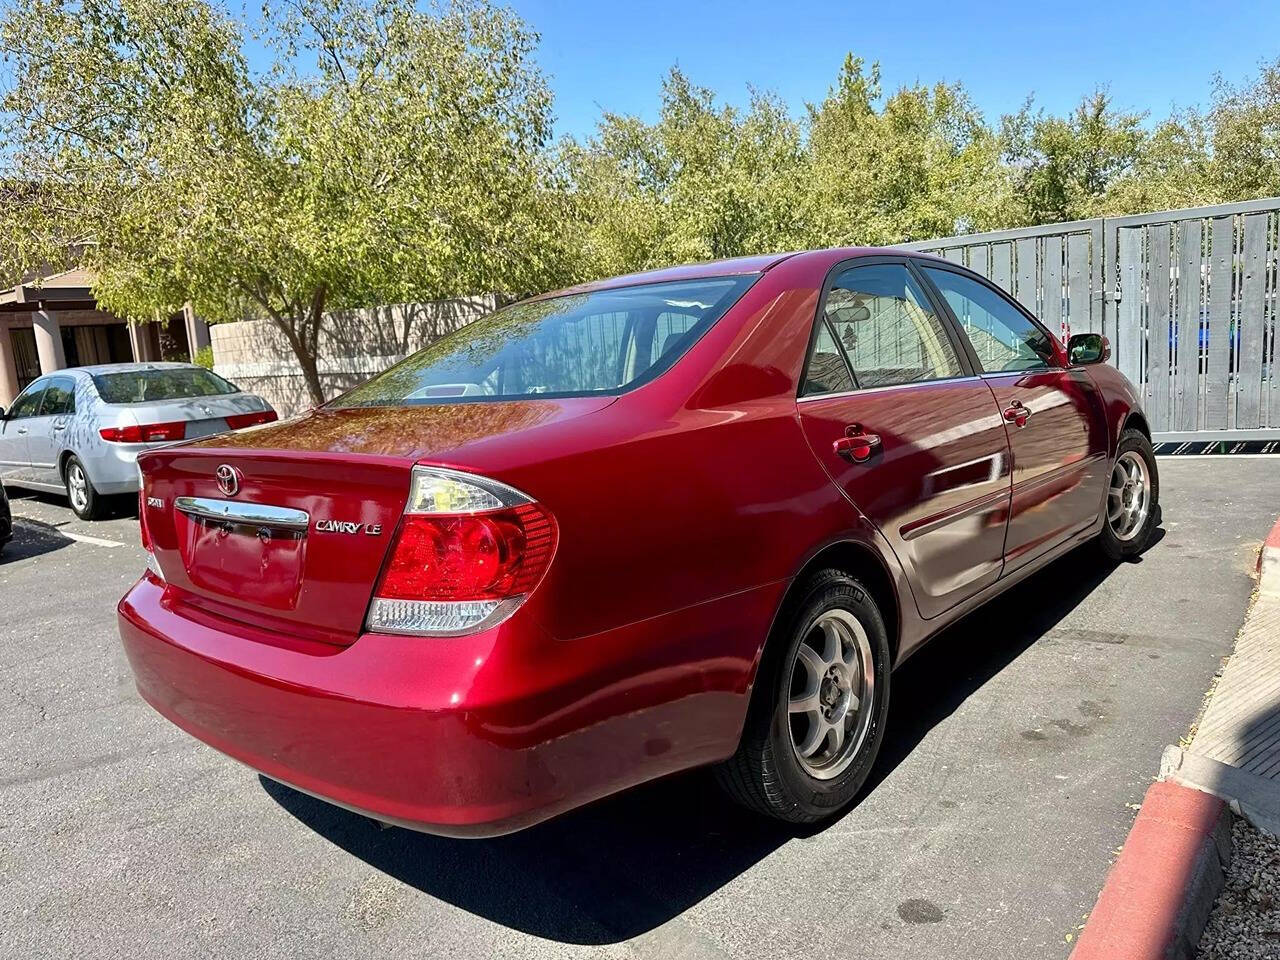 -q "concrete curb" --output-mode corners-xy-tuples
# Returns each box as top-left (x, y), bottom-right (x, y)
(1069, 780), (1231, 960)
(1162, 746), (1280, 837)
